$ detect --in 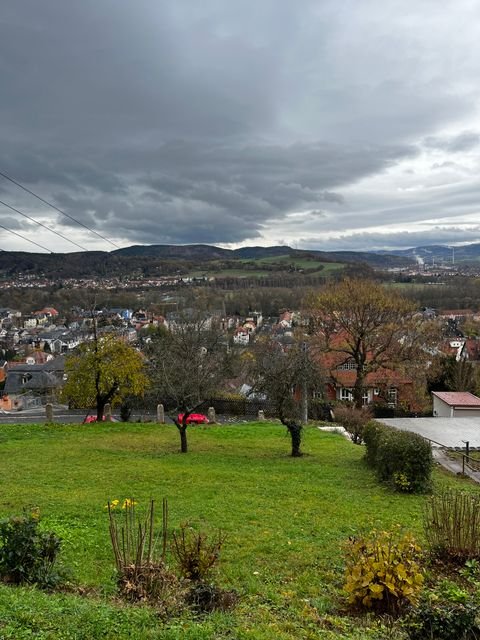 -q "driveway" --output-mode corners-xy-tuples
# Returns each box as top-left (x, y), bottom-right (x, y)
(380, 417), (480, 449)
